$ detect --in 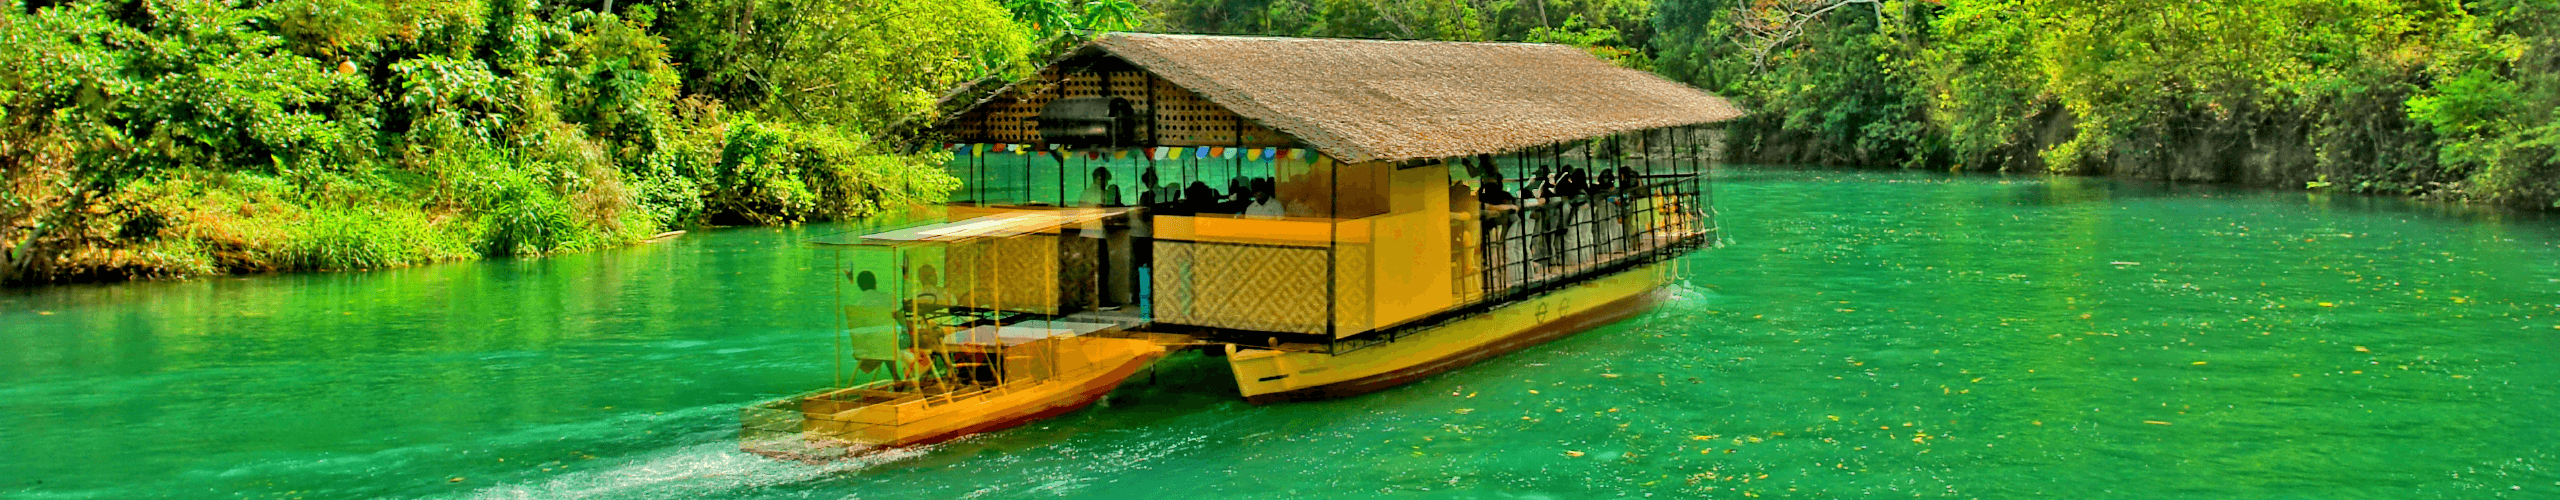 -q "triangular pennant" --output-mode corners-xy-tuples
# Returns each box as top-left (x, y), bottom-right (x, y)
(1194, 147), (1209, 159)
